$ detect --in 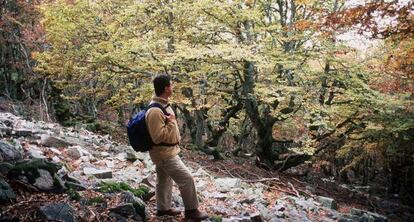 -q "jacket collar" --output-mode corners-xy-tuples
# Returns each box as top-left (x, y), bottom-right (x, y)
(152, 96), (169, 106)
